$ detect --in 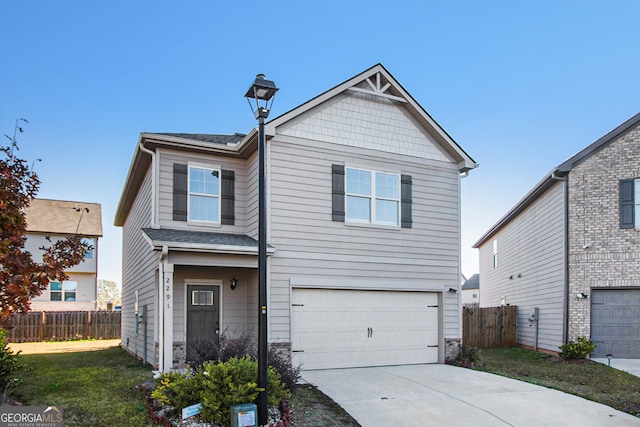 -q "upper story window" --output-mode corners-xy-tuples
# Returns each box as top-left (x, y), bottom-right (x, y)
(492, 239), (498, 268)
(345, 167), (400, 226)
(82, 238), (94, 259)
(188, 166), (220, 223)
(50, 281), (77, 302)
(620, 178), (640, 229)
